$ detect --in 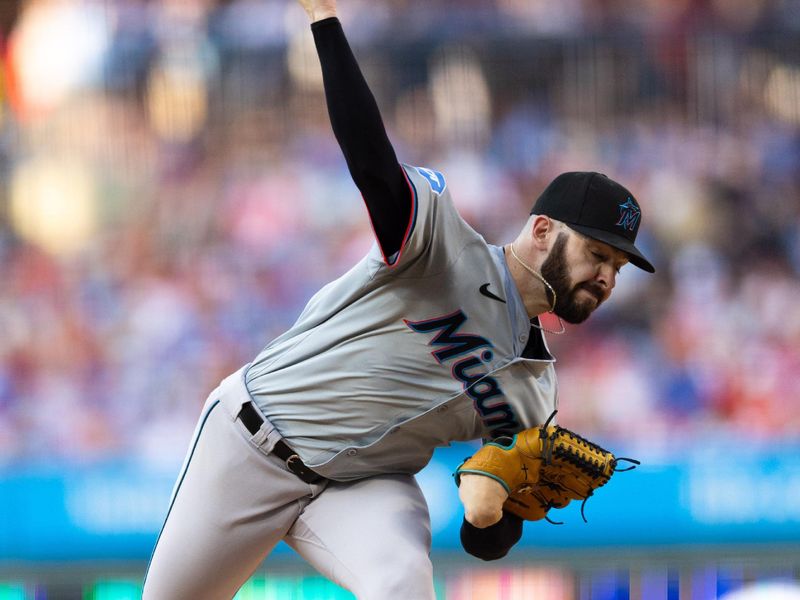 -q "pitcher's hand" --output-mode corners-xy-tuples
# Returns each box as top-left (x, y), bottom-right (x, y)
(458, 473), (509, 528)
(297, 0), (337, 23)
